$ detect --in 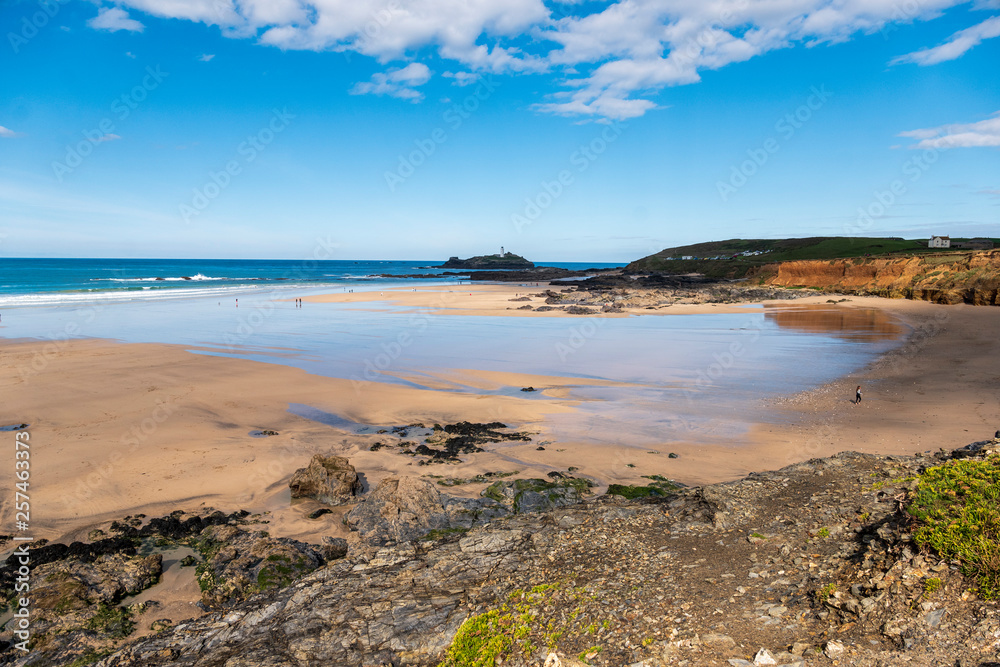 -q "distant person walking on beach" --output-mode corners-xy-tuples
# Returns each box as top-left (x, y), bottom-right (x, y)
(855, 385), (862, 404)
